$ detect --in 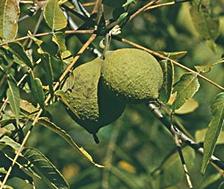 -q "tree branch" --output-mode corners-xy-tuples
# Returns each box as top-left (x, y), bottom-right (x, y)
(0, 34), (97, 189)
(148, 102), (224, 172)
(115, 37), (224, 91)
